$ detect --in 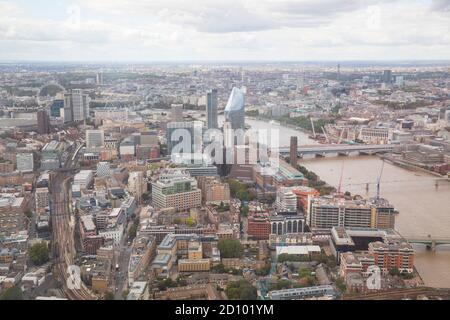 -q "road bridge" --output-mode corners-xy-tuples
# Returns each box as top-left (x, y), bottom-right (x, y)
(278, 144), (395, 158)
(405, 236), (450, 251)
